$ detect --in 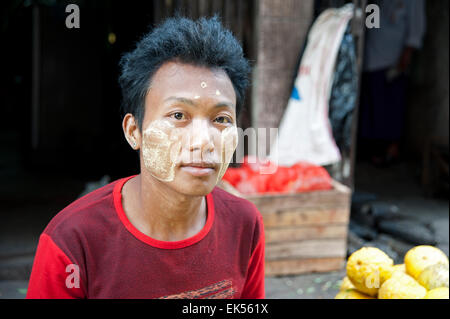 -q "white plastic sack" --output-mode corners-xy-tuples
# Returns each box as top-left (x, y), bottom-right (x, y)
(270, 4), (354, 166)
